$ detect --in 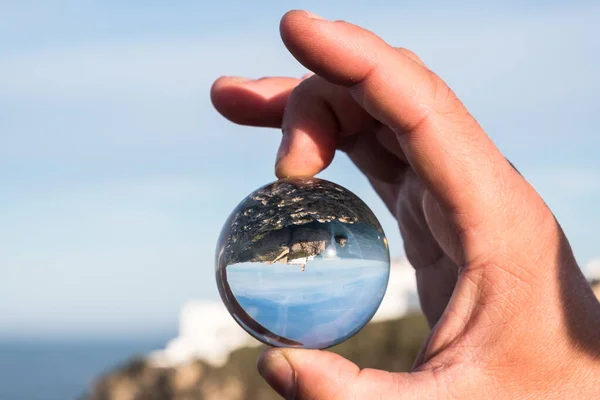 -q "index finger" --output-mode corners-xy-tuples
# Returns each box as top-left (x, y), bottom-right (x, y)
(280, 10), (520, 230)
